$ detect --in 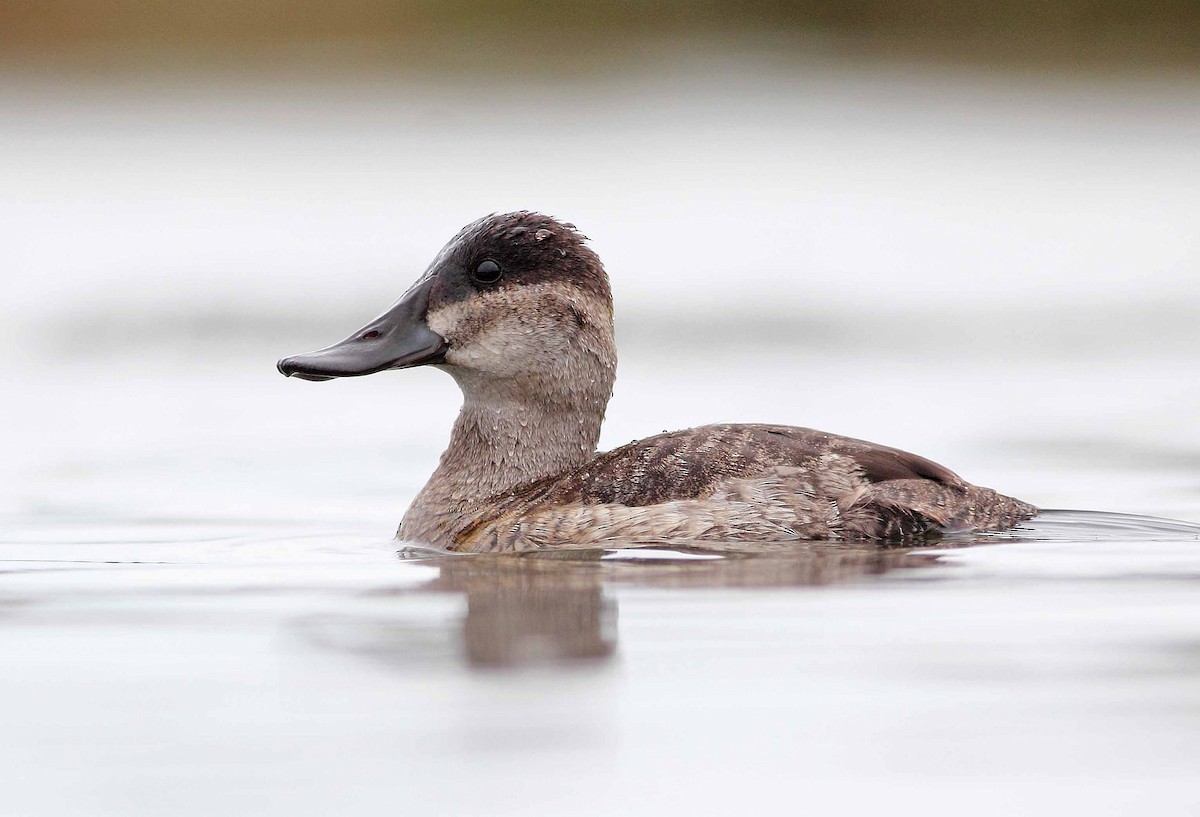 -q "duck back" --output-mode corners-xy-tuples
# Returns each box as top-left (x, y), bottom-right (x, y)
(452, 424), (1036, 551)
